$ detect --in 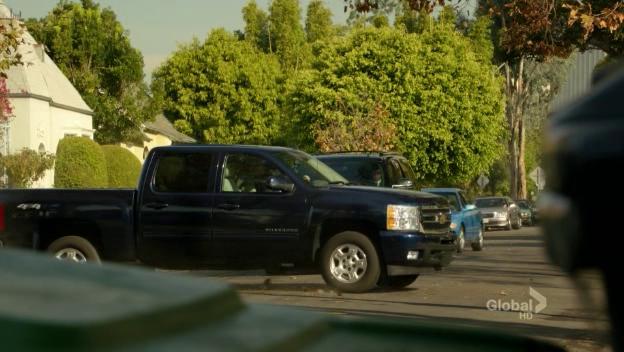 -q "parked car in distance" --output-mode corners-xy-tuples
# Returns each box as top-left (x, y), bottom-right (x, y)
(316, 152), (417, 190)
(475, 197), (522, 231)
(514, 199), (536, 226)
(0, 145), (456, 293)
(421, 188), (484, 253)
